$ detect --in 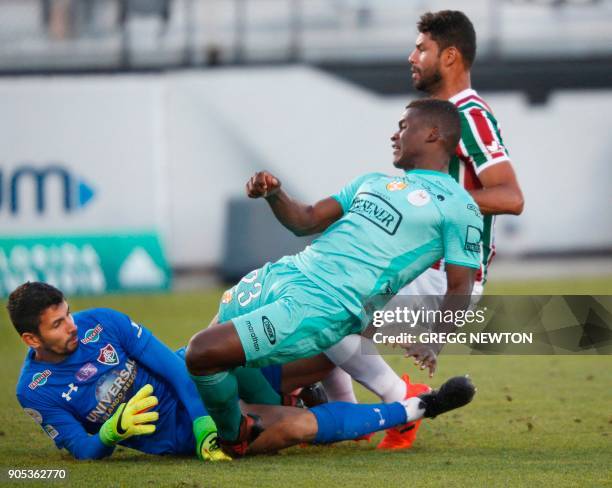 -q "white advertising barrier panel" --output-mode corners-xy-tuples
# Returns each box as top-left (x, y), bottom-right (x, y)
(165, 69), (612, 266)
(481, 90), (612, 255)
(1, 69), (610, 276)
(165, 67), (391, 267)
(0, 76), (171, 295)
